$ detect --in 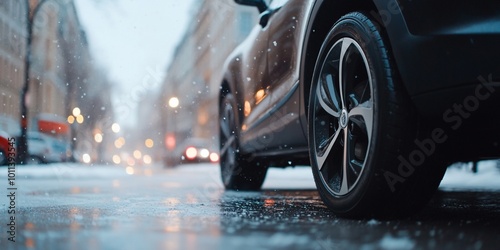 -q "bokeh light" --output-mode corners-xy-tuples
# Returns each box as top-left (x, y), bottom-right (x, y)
(82, 153), (91, 163)
(111, 123), (121, 133)
(133, 150), (142, 160)
(143, 154), (152, 164)
(145, 139), (154, 148)
(112, 155), (121, 164)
